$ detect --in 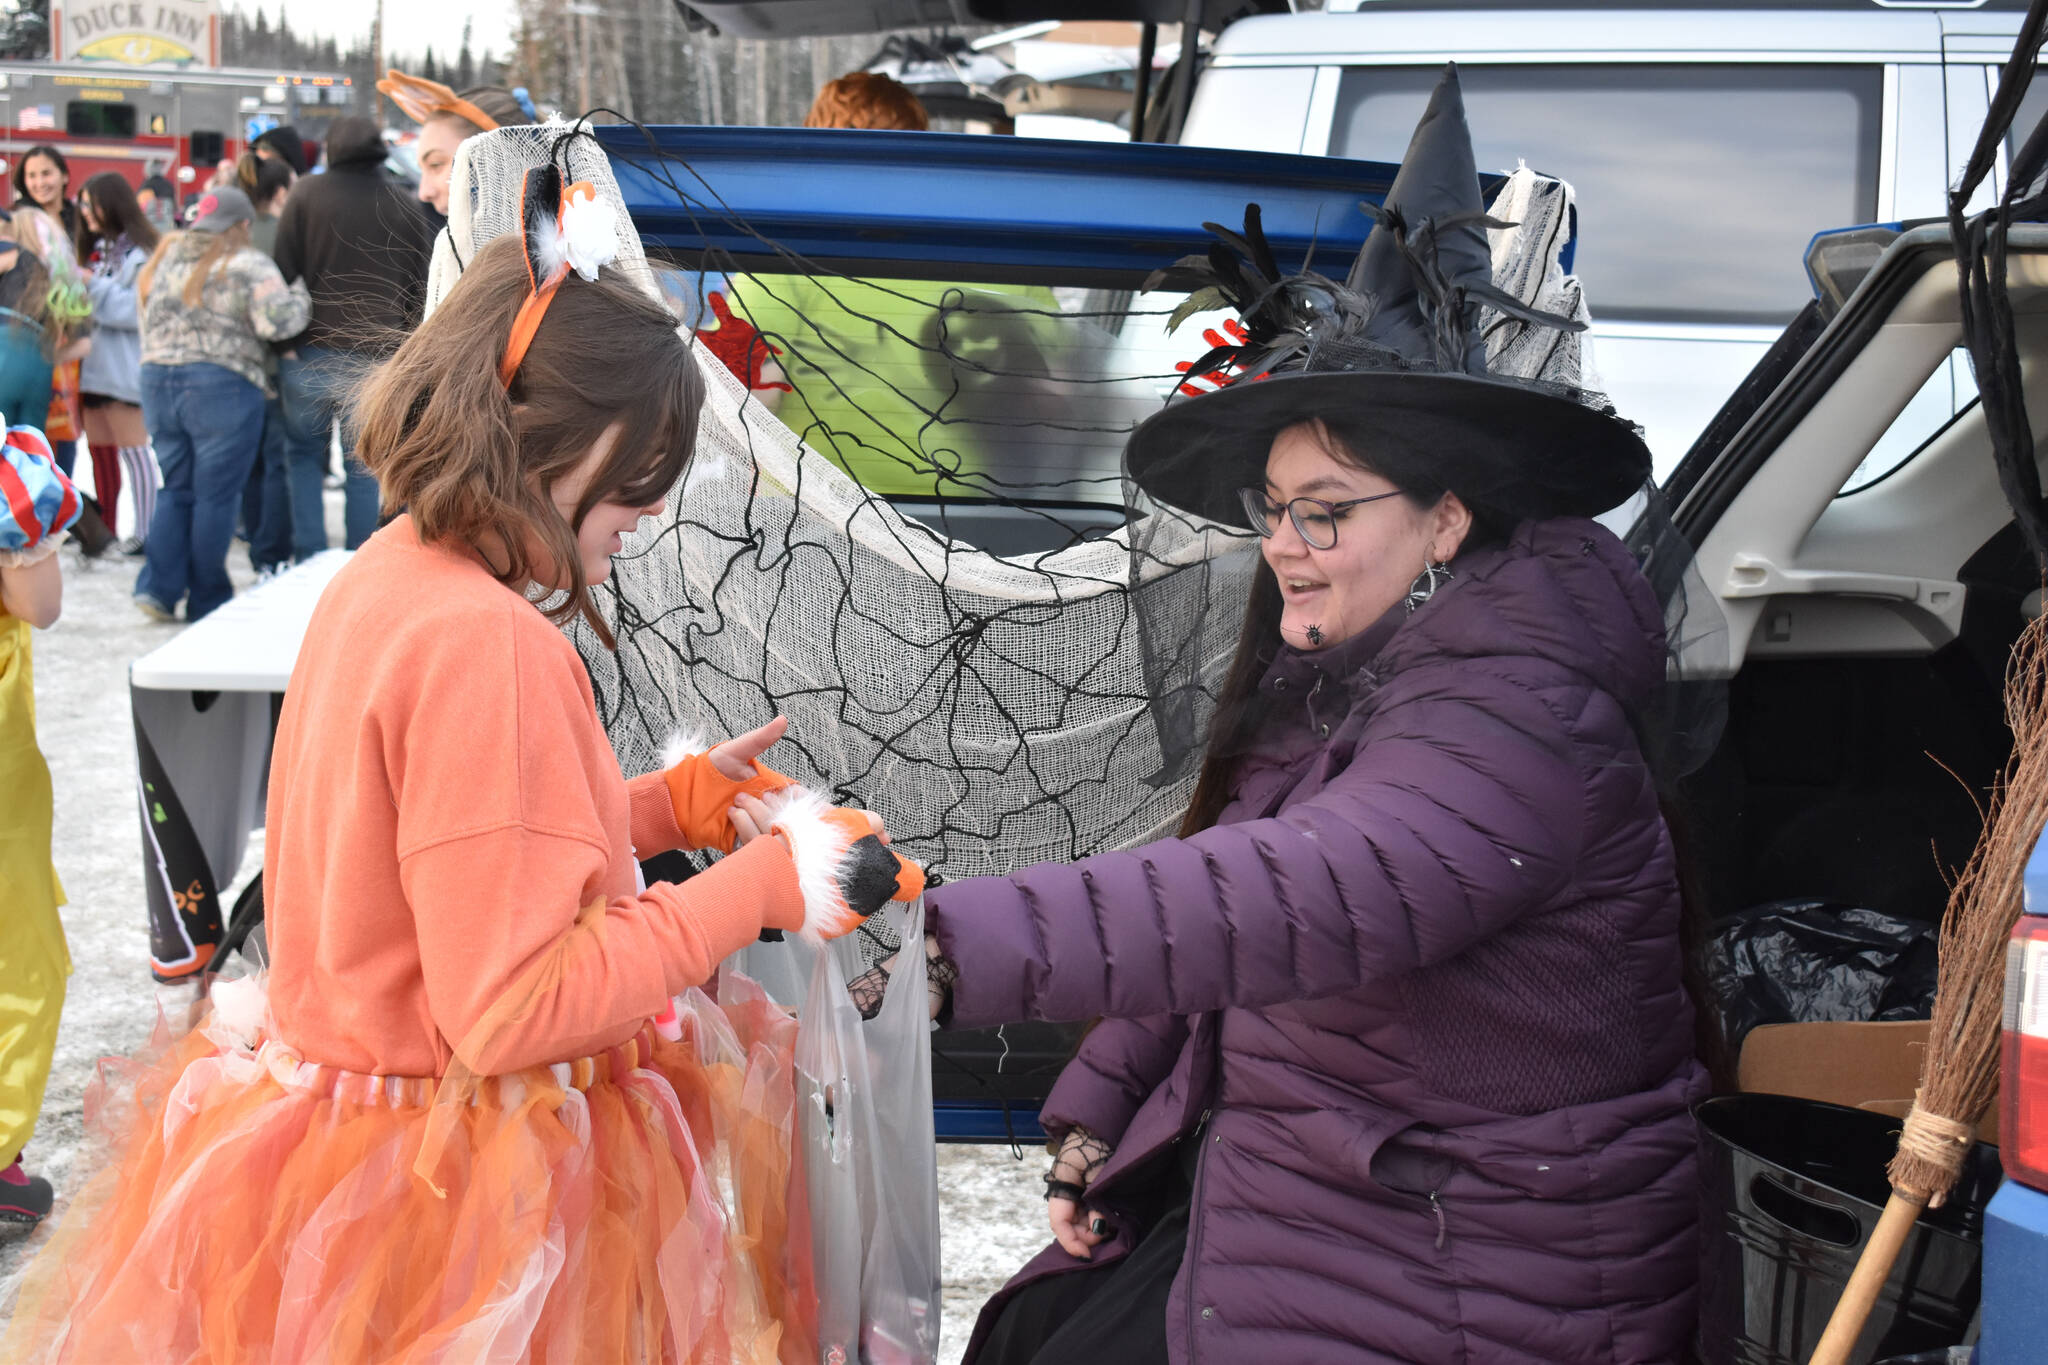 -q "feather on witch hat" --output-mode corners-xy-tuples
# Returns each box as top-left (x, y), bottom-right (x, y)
(1123, 64), (1651, 527)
